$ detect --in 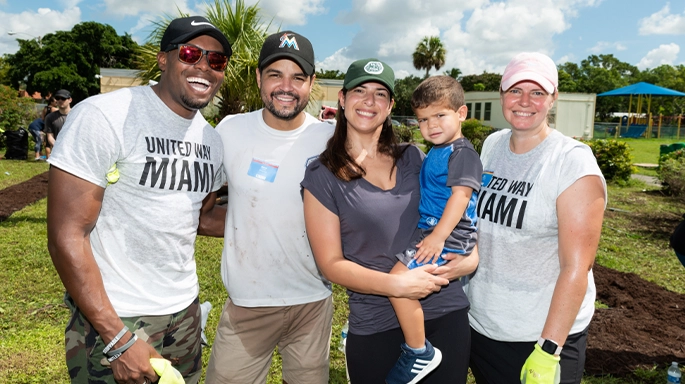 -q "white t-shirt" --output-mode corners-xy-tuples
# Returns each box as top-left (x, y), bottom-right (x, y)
(216, 110), (333, 306)
(468, 129), (606, 341)
(48, 86), (225, 317)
